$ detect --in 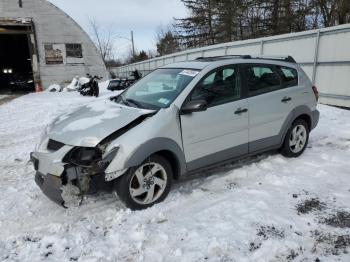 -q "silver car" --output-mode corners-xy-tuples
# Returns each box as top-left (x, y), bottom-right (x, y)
(31, 55), (320, 210)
